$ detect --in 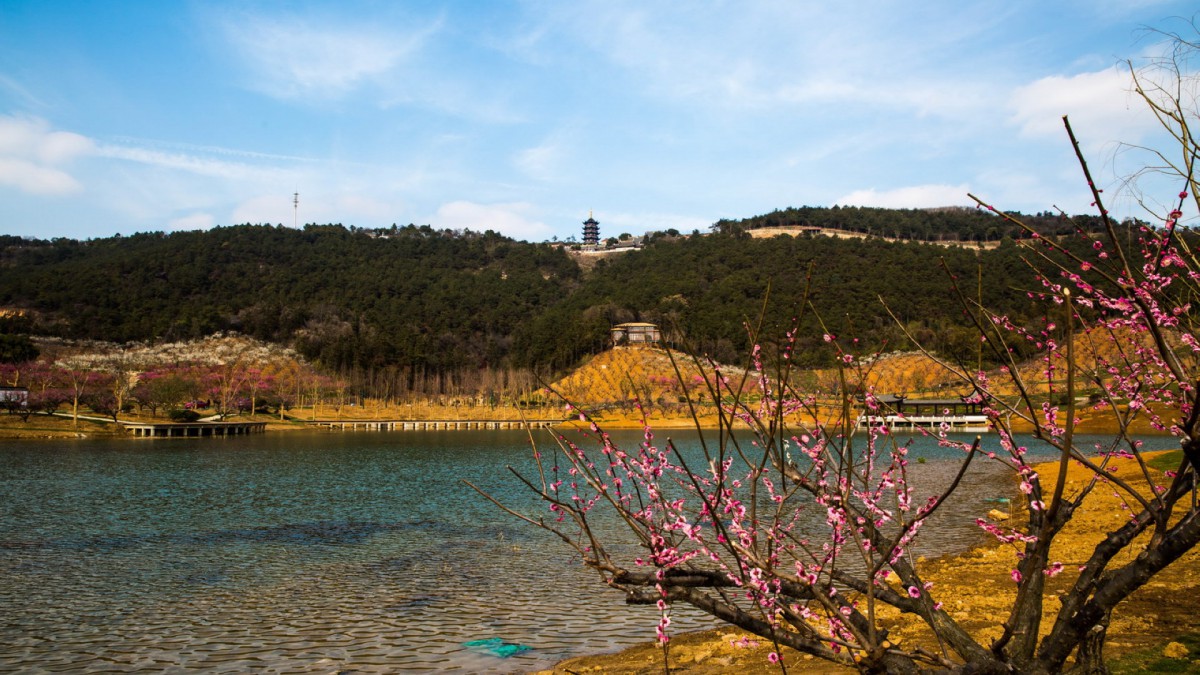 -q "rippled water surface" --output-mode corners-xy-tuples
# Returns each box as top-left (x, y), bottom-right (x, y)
(0, 429), (1178, 672)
